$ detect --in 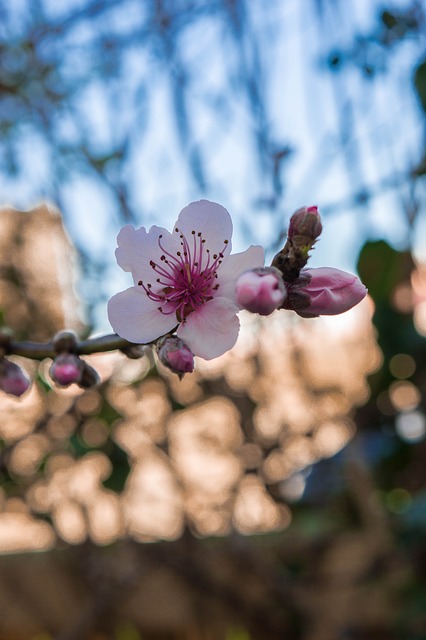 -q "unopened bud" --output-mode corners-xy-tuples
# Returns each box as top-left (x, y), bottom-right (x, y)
(157, 336), (194, 378)
(236, 267), (286, 315)
(50, 353), (84, 386)
(288, 206), (322, 248)
(286, 267), (367, 317)
(0, 359), (30, 397)
(272, 206), (323, 282)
